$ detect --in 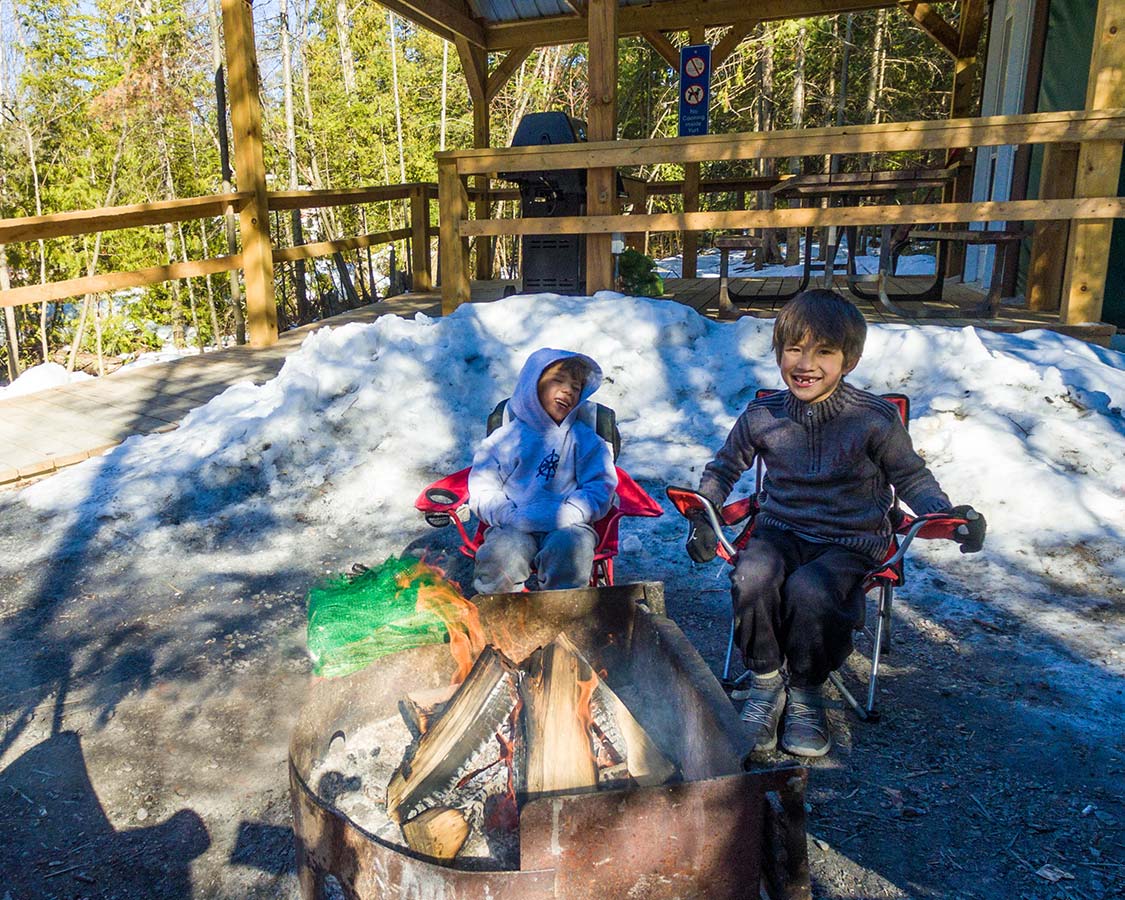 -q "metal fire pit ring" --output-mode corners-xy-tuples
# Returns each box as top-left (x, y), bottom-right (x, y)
(290, 582), (811, 900)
